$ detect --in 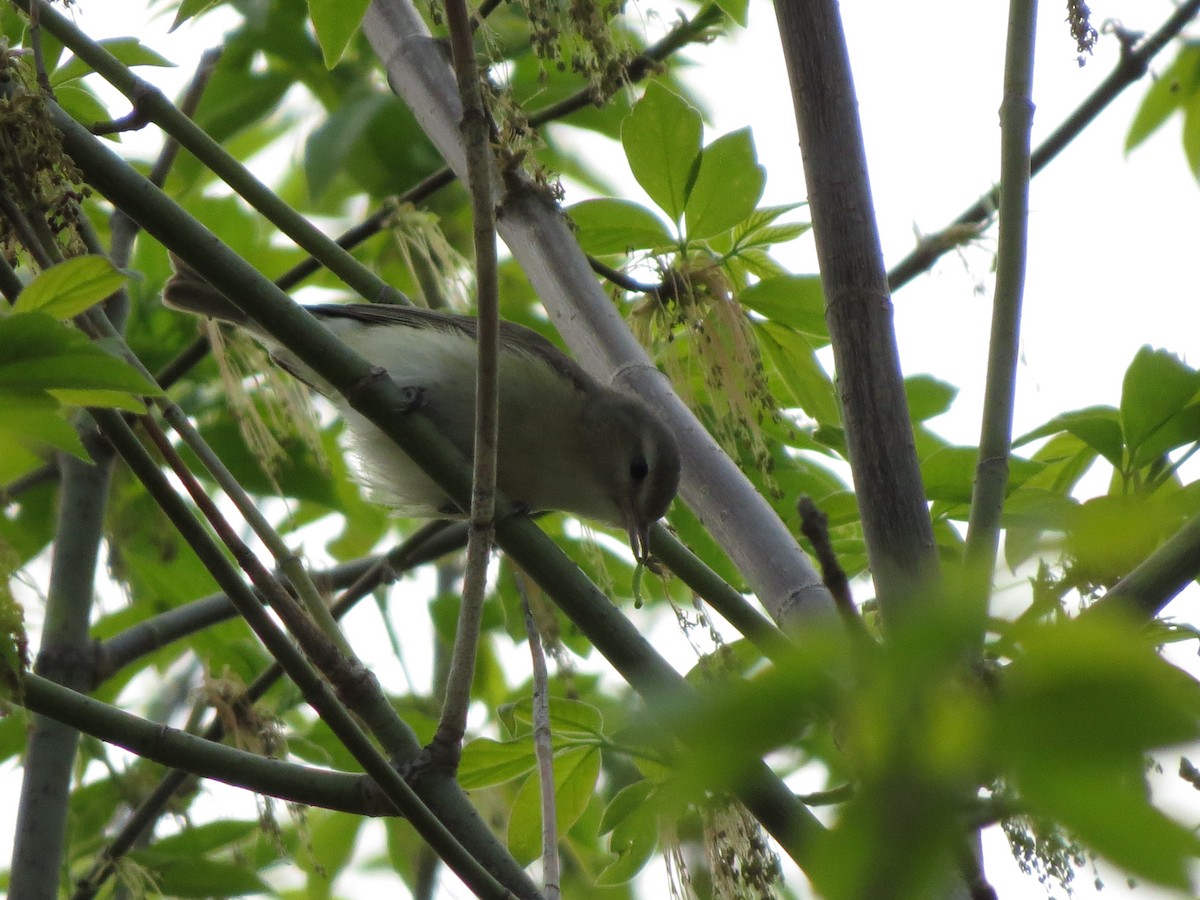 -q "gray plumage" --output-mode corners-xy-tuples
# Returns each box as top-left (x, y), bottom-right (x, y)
(163, 261), (680, 558)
